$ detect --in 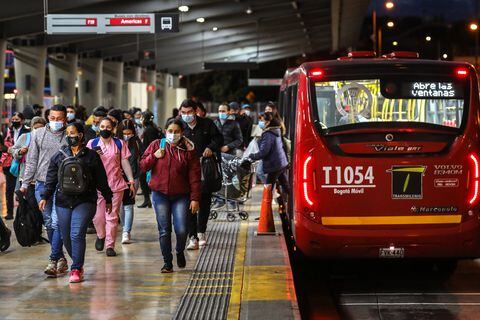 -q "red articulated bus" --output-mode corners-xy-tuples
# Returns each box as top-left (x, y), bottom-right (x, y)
(279, 51), (480, 260)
